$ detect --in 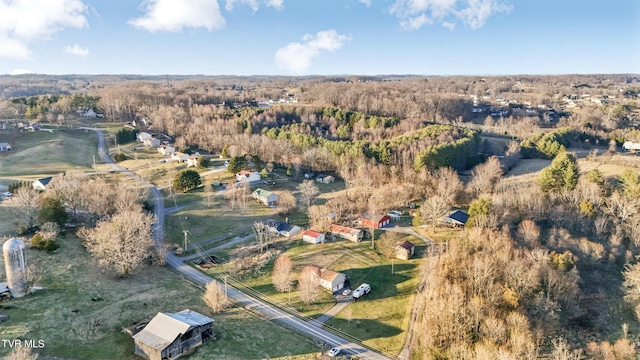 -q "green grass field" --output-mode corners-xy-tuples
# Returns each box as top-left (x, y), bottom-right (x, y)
(205, 234), (423, 356)
(0, 234), (321, 360)
(0, 129), (98, 177)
